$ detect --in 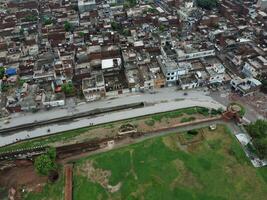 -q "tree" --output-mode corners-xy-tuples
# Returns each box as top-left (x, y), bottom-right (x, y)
(61, 82), (75, 95)
(64, 21), (74, 32)
(47, 147), (56, 160)
(44, 18), (53, 25)
(196, 0), (218, 10)
(159, 24), (165, 32)
(34, 147), (57, 176)
(122, 28), (131, 36)
(111, 21), (122, 32)
(246, 120), (267, 159)
(261, 79), (267, 93)
(34, 154), (56, 175)
(25, 15), (37, 21)
(124, 0), (137, 8)
(78, 31), (85, 37)
(0, 67), (5, 79)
